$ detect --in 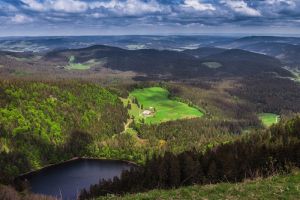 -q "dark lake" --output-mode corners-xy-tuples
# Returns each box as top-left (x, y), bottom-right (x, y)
(21, 159), (134, 200)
